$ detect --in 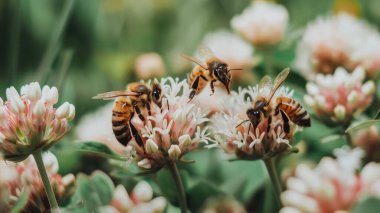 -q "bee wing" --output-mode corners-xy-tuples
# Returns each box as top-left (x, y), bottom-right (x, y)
(181, 54), (207, 69)
(266, 68), (290, 103)
(197, 45), (215, 60)
(259, 75), (273, 97)
(92, 91), (140, 100)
